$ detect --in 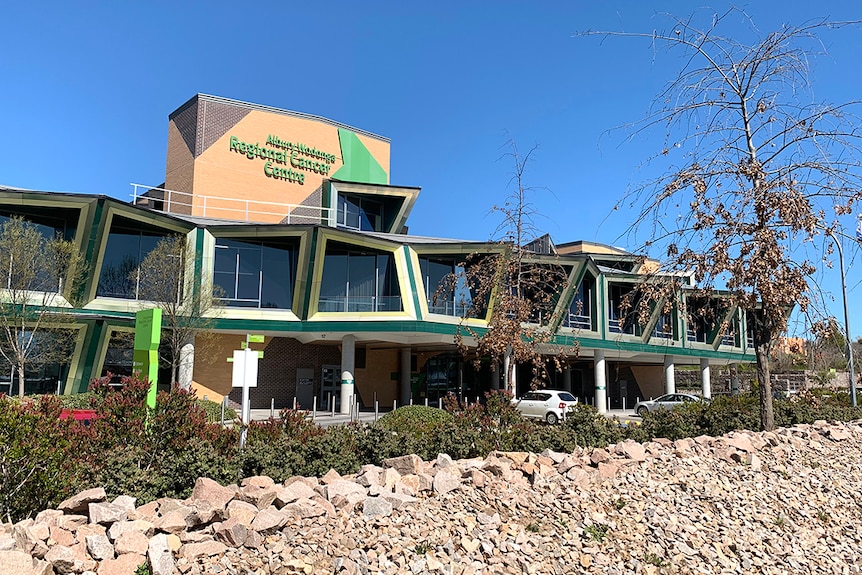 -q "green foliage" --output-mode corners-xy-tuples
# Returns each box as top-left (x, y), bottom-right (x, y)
(376, 405), (453, 434)
(0, 395), (74, 522)
(57, 392), (98, 410)
(560, 404), (627, 447)
(644, 553), (666, 567)
(197, 399), (238, 423)
(135, 562), (152, 575)
(584, 523), (609, 543)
